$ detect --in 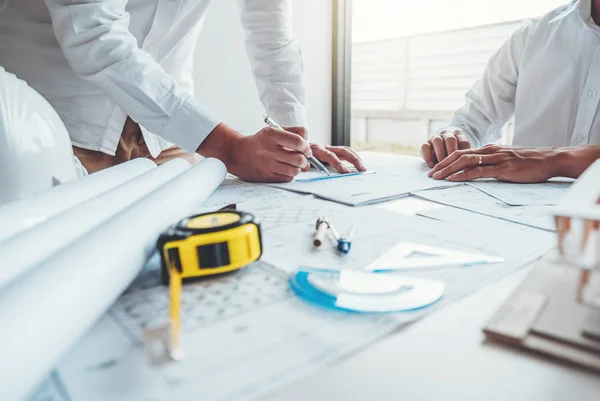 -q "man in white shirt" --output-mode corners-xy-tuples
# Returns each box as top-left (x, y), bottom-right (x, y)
(421, 0), (600, 183)
(0, 0), (365, 181)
